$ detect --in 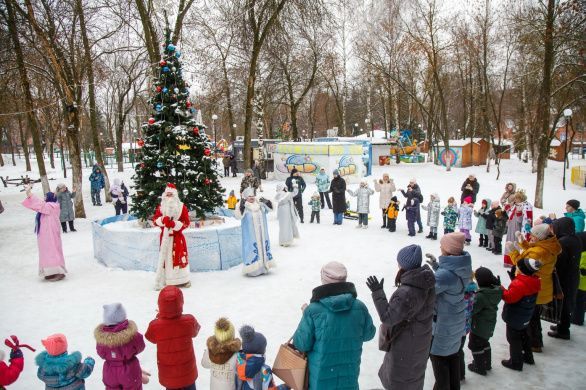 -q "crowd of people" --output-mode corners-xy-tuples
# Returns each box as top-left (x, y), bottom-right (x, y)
(8, 163), (586, 389)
